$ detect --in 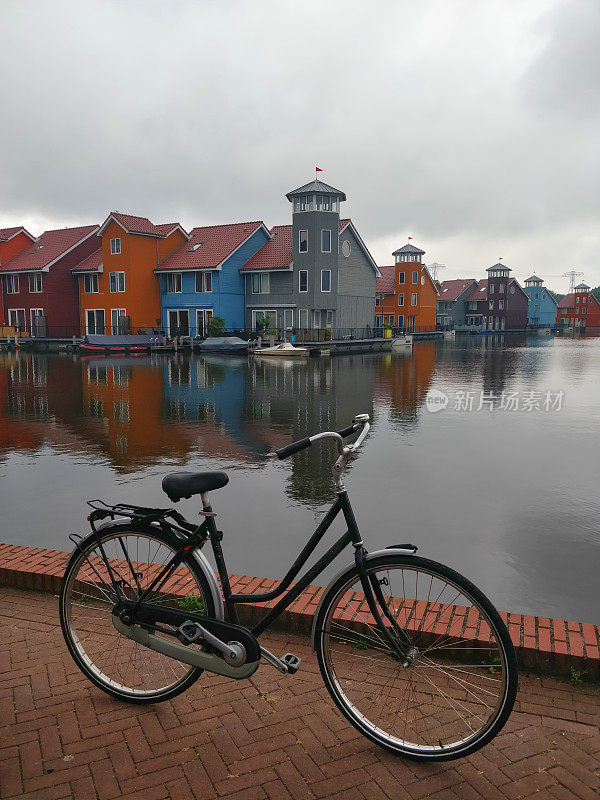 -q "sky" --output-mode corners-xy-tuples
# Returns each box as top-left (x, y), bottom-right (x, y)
(1, 0), (598, 293)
